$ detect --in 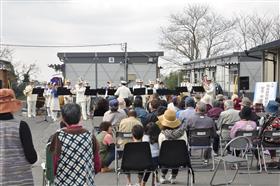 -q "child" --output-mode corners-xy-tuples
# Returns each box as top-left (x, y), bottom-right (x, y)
(142, 122), (161, 186)
(126, 125), (144, 186)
